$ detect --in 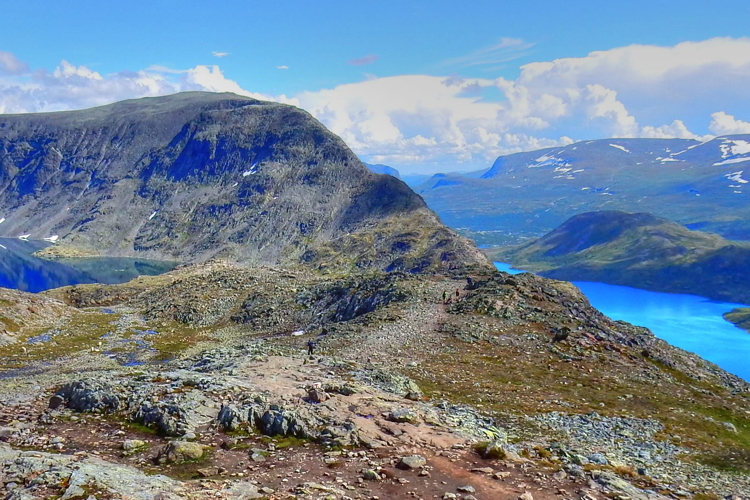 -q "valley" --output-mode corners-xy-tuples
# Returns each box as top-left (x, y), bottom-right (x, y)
(2, 261), (750, 499)
(0, 93), (748, 500)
